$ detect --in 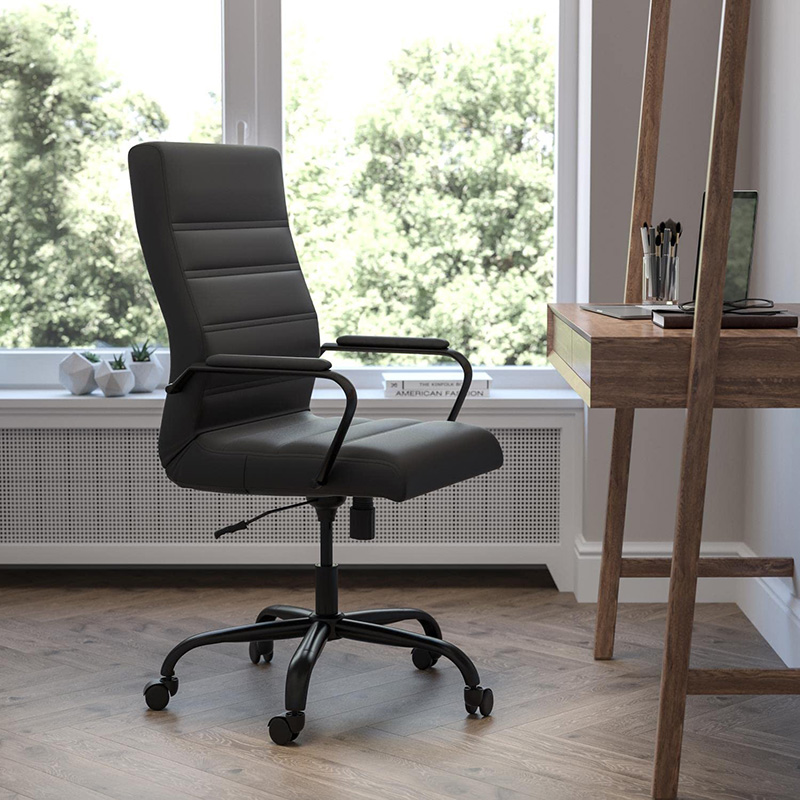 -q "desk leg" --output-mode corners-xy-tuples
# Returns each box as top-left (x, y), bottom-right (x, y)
(652, 400), (715, 799)
(594, 407), (635, 660)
